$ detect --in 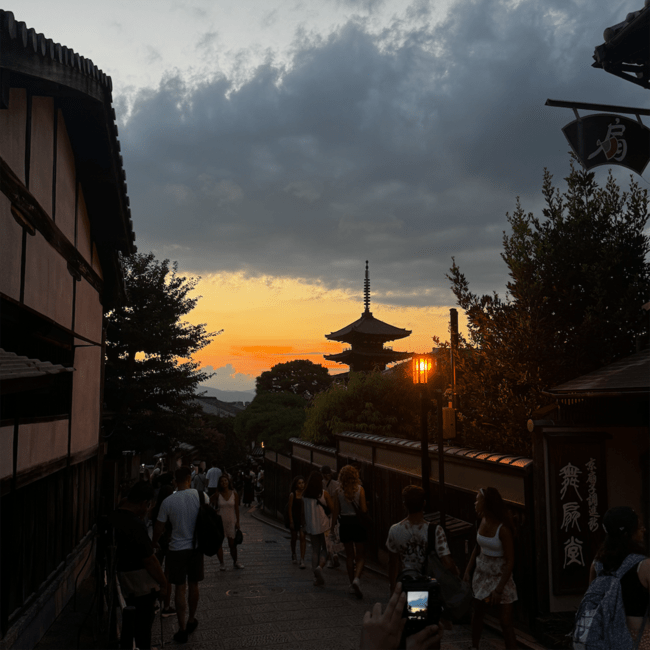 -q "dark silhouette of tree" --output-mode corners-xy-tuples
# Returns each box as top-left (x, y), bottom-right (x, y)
(255, 359), (332, 398)
(448, 159), (650, 455)
(104, 252), (219, 453)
